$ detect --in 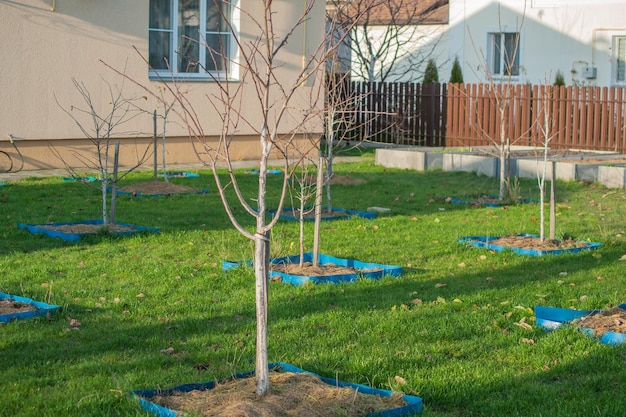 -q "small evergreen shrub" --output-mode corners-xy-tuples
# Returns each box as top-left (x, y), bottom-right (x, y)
(423, 59), (439, 83)
(449, 56), (464, 83)
(554, 70), (565, 86)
